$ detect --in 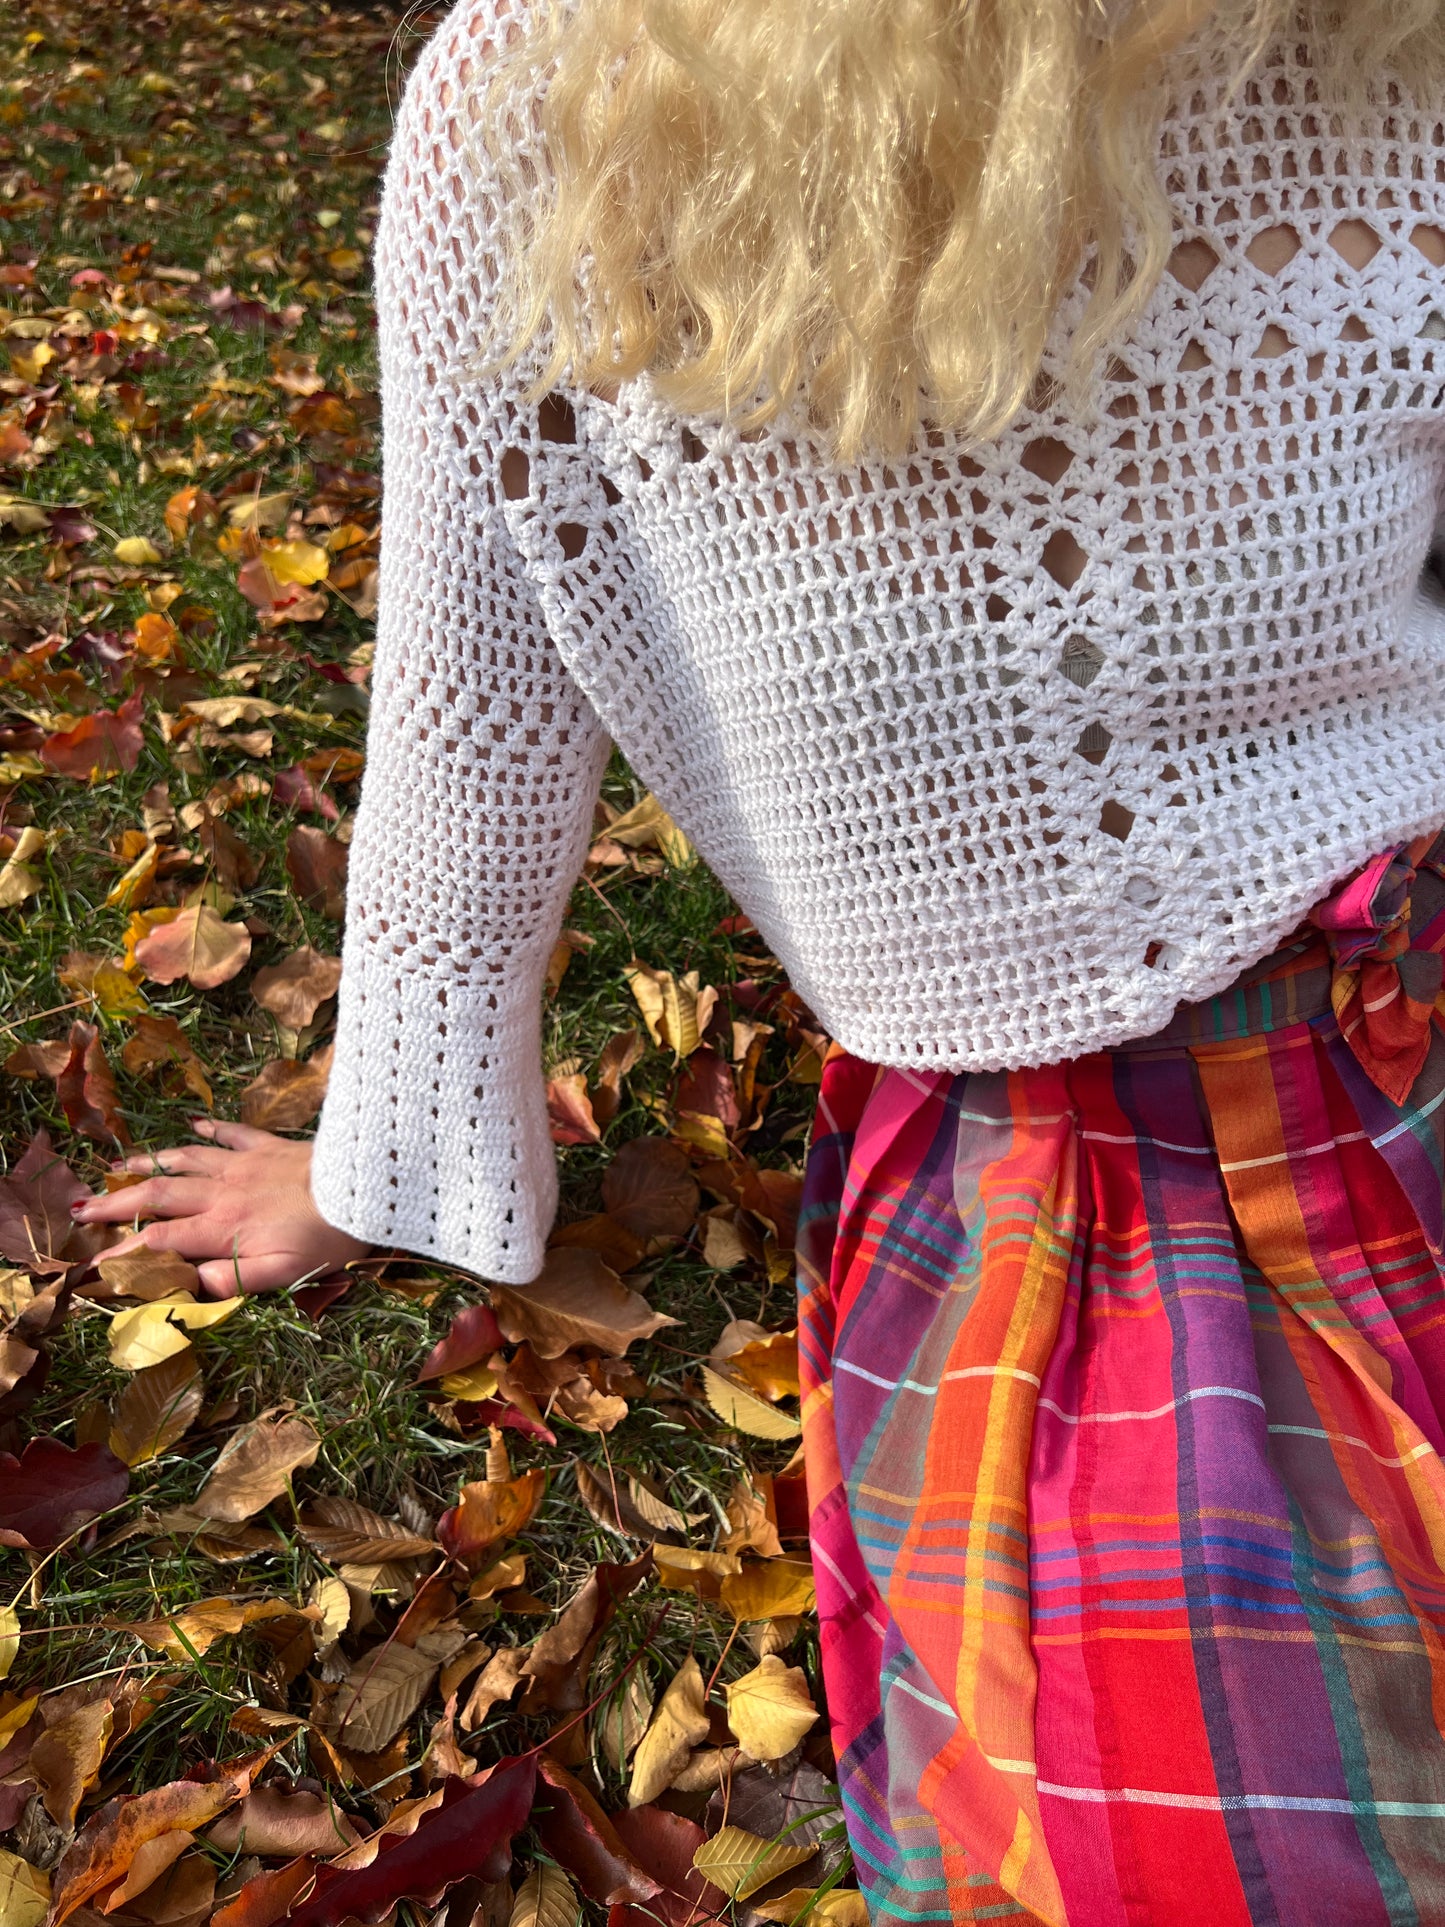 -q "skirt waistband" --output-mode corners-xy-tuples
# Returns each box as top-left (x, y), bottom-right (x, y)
(1117, 829), (1445, 1106)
